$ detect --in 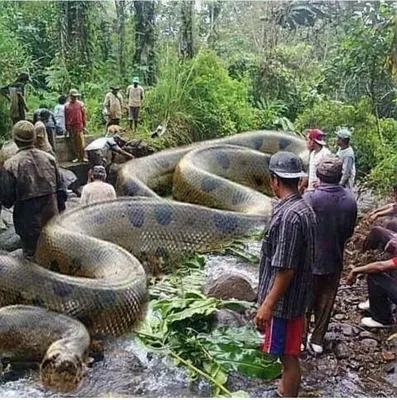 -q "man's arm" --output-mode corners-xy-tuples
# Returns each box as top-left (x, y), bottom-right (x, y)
(256, 269), (294, 330)
(81, 104), (86, 128)
(347, 258), (397, 285)
(369, 204), (395, 222)
(0, 86), (10, 101)
(113, 145), (134, 159)
(0, 167), (16, 209)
